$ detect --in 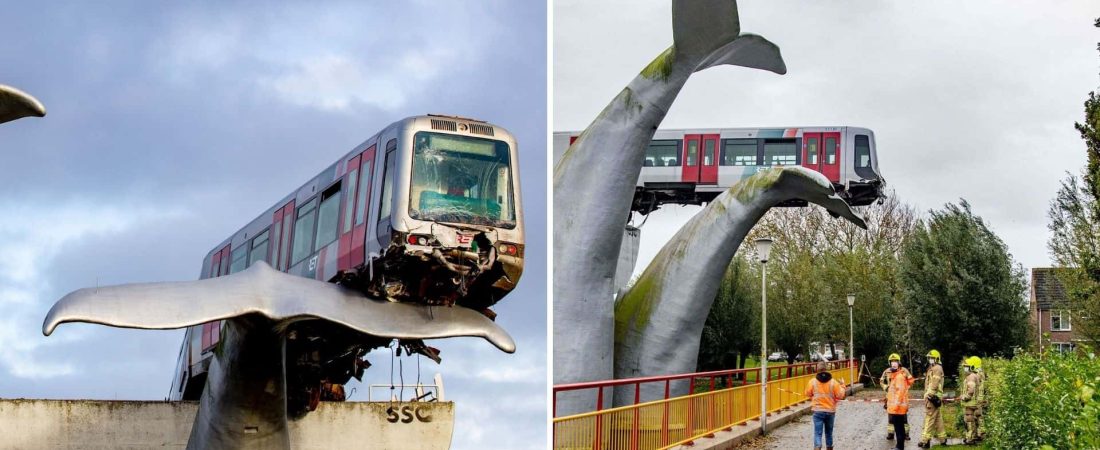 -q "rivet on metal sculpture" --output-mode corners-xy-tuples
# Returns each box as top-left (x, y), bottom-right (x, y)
(553, 0), (785, 415)
(43, 261), (514, 450)
(613, 167), (867, 405)
(0, 84), (46, 124)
